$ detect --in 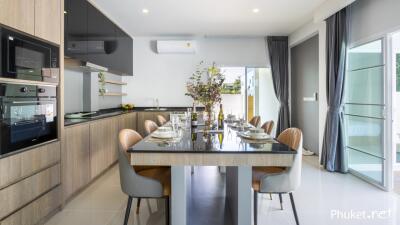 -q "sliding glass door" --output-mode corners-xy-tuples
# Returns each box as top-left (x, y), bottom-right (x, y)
(345, 39), (388, 188)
